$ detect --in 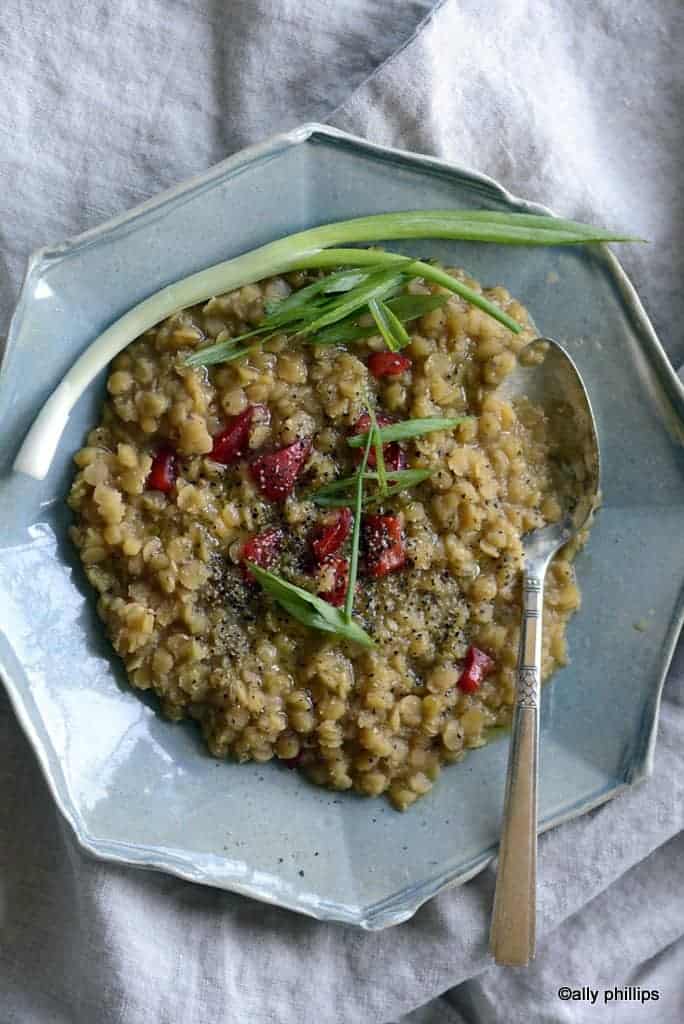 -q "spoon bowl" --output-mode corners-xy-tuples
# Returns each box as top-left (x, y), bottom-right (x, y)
(489, 338), (600, 967)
